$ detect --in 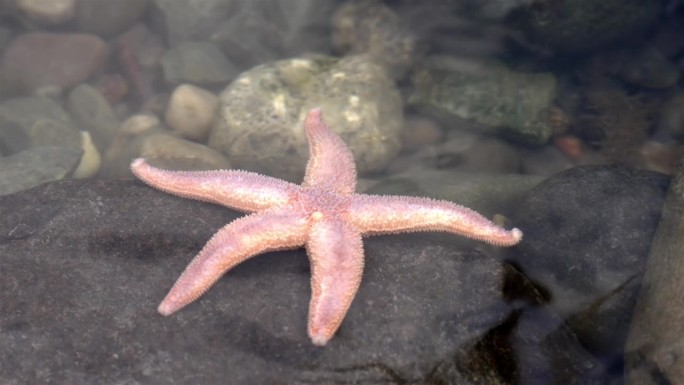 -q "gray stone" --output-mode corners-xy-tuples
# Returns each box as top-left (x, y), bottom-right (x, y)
(409, 56), (557, 145)
(161, 42), (238, 86)
(67, 84), (120, 153)
(210, 55), (403, 182)
(151, 0), (235, 46)
(626, 161), (684, 384)
(0, 146), (81, 196)
(0, 96), (81, 154)
(76, 0), (148, 38)
(103, 132), (232, 177)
